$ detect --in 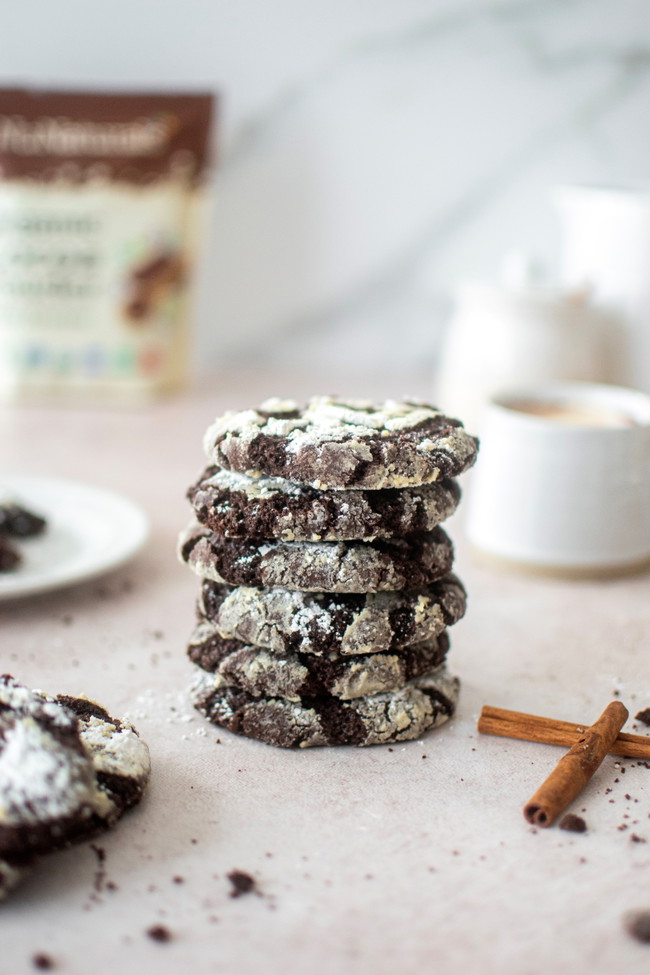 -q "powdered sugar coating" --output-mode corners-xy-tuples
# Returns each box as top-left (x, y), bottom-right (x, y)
(188, 466), (461, 541)
(196, 576), (466, 656)
(191, 664), (459, 748)
(179, 521), (454, 593)
(0, 677), (94, 834)
(202, 396), (478, 490)
(188, 623), (450, 701)
(72, 708), (151, 823)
